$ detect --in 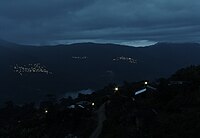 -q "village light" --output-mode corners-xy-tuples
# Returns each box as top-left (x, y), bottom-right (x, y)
(45, 109), (48, 114)
(114, 87), (119, 91)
